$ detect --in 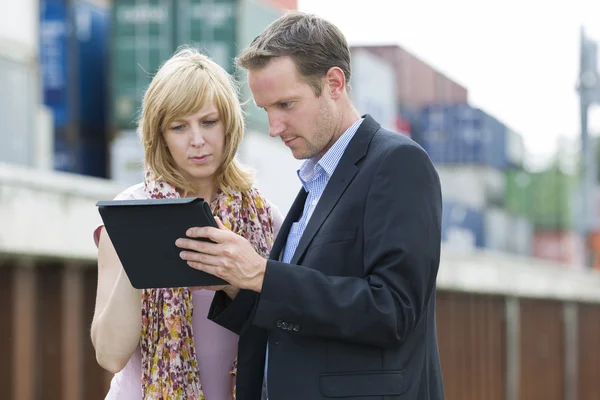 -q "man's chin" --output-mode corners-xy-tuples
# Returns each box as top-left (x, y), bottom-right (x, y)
(290, 148), (312, 160)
